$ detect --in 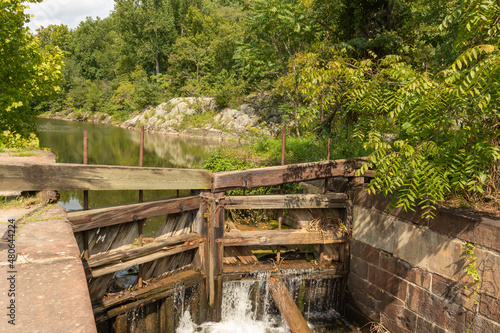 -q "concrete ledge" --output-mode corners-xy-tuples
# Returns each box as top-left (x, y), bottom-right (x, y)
(0, 205), (96, 332)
